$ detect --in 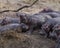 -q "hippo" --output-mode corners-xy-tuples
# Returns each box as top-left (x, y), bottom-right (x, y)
(55, 35), (60, 48)
(41, 17), (60, 38)
(38, 8), (60, 18)
(19, 13), (52, 34)
(41, 19), (56, 37)
(50, 18), (60, 36)
(20, 23), (29, 32)
(40, 8), (55, 13)
(1, 17), (20, 26)
(49, 23), (60, 39)
(0, 23), (29, 34)
(41, 12), (60, 18)
(0, 23), (22, 34)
